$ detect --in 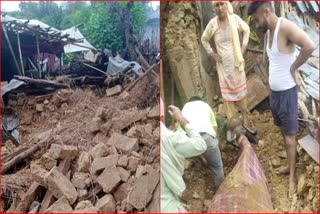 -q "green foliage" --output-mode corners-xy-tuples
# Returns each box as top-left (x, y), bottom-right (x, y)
(10, 2), (150, 54)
